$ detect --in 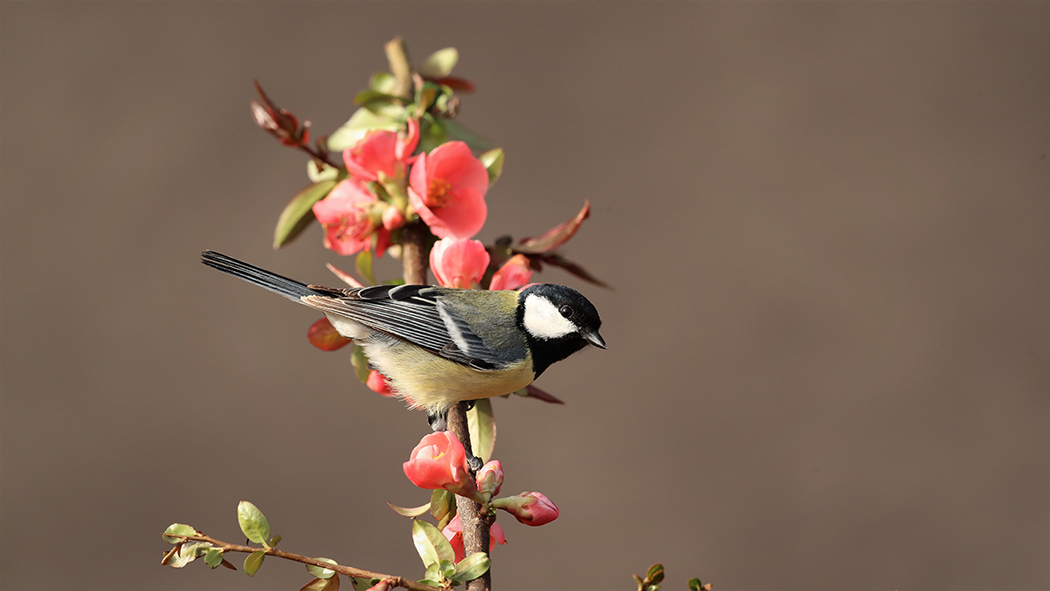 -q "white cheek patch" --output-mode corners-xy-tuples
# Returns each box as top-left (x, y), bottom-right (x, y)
(523, 294), (578, 340)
